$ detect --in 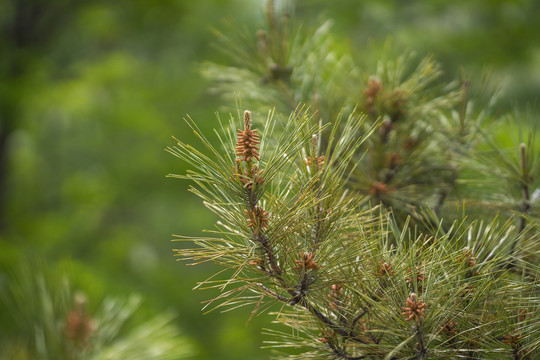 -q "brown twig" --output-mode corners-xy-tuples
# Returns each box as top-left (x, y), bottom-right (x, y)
(508, 143), (531, 269)
(326, 341), (368, 360)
